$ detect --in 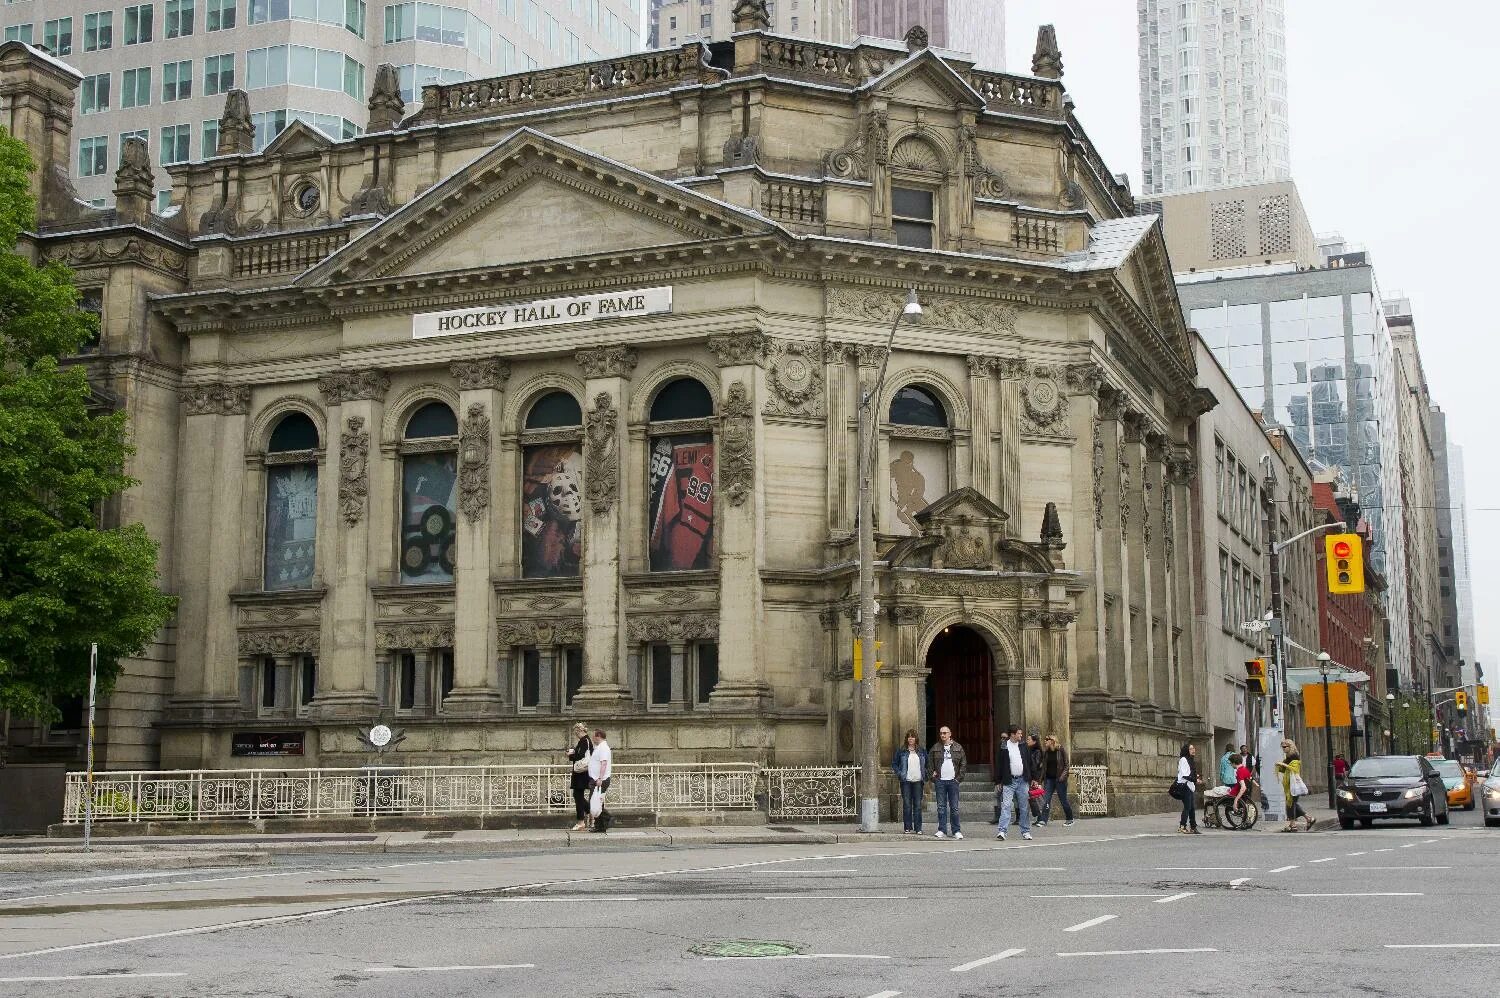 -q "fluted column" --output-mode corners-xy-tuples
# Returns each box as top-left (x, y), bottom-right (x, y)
(315, 369), (387, 719)
(572, 347), (635, 706)
(1097, 389), (1131, 699)
(1144, 433), (1170, 713)
(966, 356), (994, 500)
(995, 357), (1027, 520)
(707, 331), (772, 709)
(1121, 410), (1149, 704)
(1167, 446), (1199, 721)
(824, 342), (854, 538)
(444, 358), (509, 715)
